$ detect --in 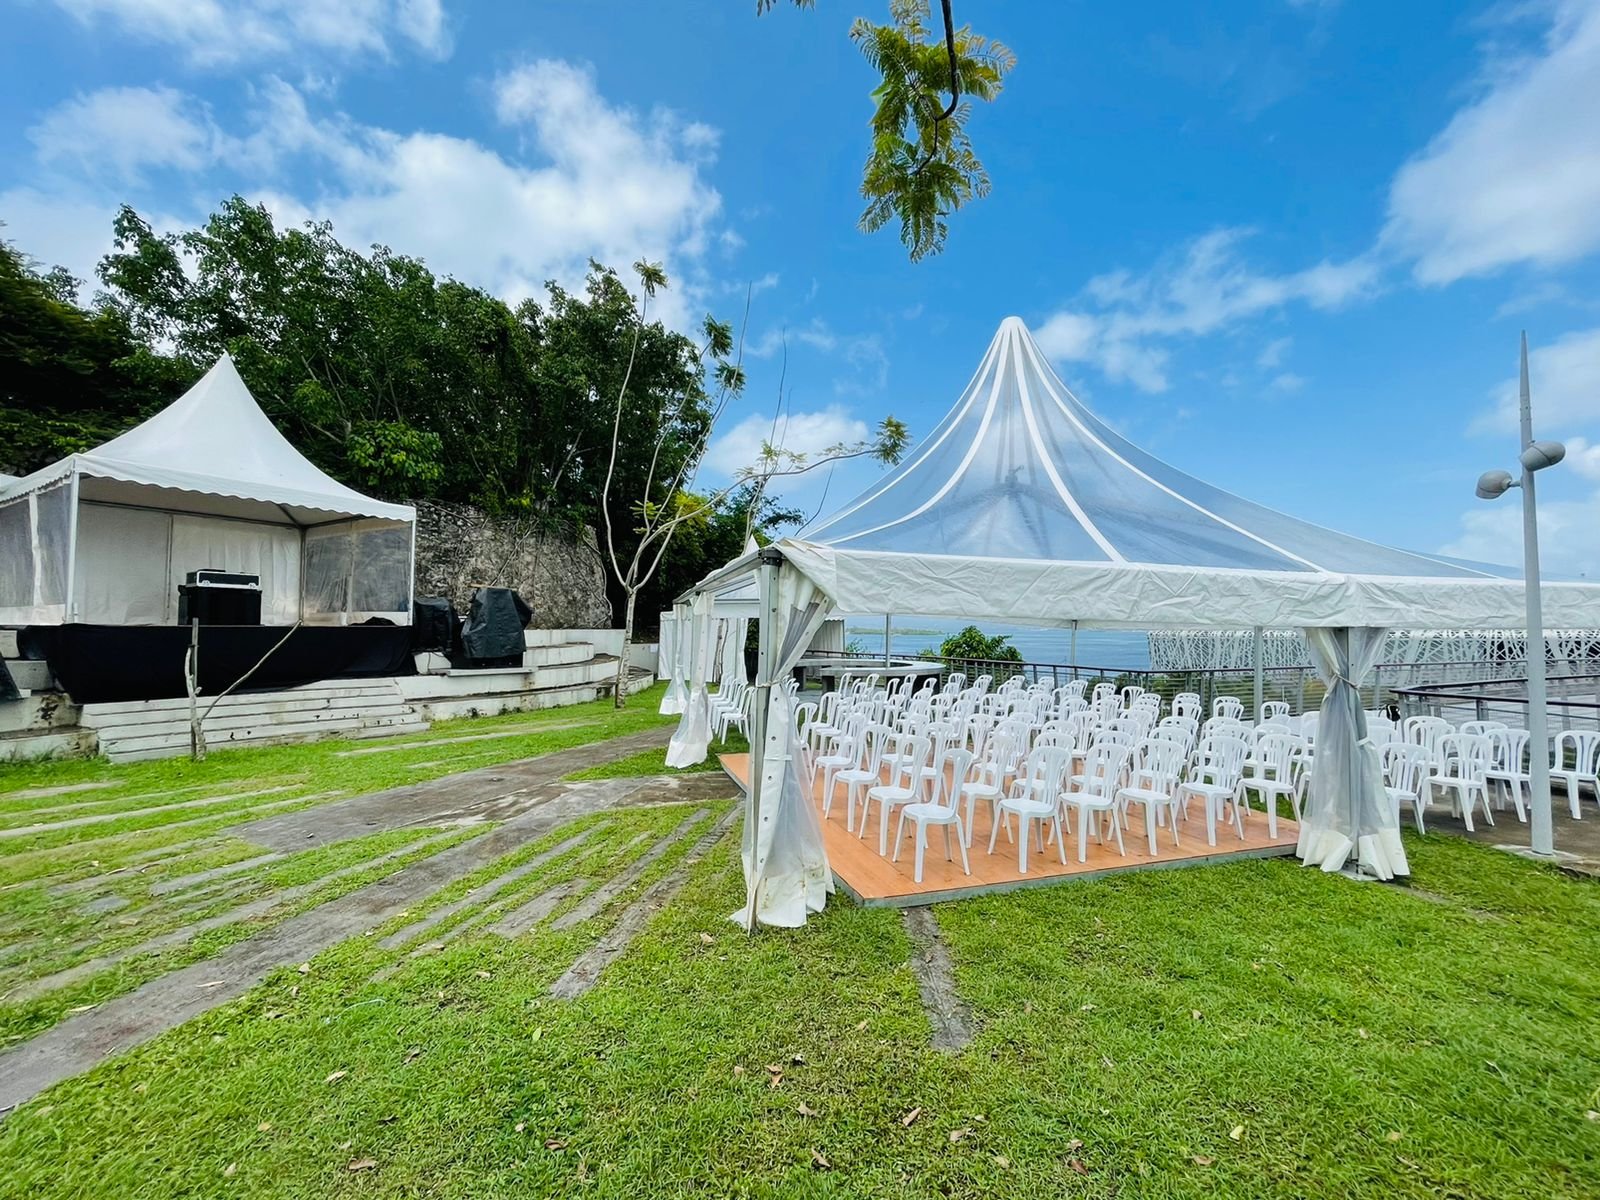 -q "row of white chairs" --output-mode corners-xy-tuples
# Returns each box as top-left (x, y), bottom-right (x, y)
(794, 676), (1308, 880)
